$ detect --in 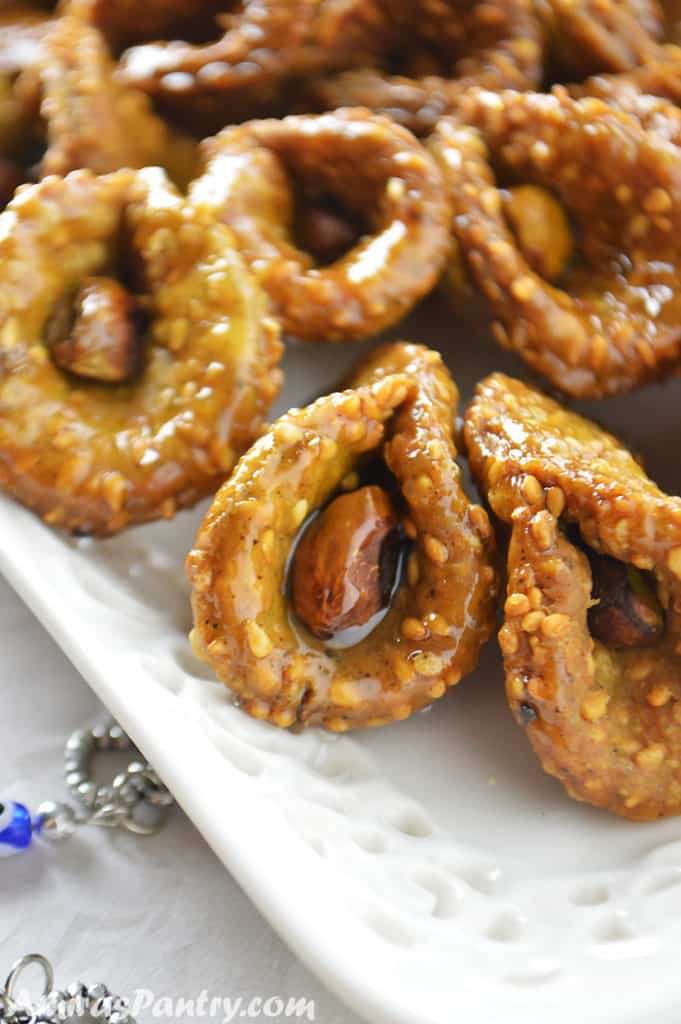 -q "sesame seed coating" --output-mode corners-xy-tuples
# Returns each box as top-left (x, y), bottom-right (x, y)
(310, 0), (543, 137)
(190, 108), (452, 342)
(431, 89), (681, 397)
(187, 342), (498, 731)
(535, 0), (662, 79)
(10, 11), (196, 185)
(465, 372), (681, 820)
(0, 167), (283, 535)
(118, 0), (317, 103)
